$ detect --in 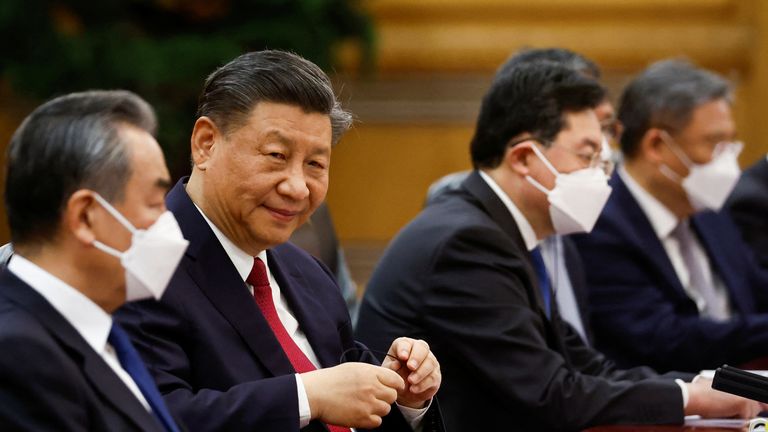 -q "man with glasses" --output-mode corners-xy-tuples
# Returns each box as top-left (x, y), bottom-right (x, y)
(574, 59), (768, 373)
(355, 59), (760, 431)
(425, 48), (614, 345)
